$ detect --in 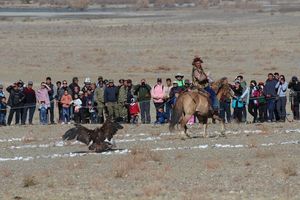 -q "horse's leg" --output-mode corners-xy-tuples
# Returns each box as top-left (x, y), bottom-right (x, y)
(203, 117), (208, 138)
(180, 115), (192, 139)
(196, 114), (208, 138)
(213, 114), (226, 137)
